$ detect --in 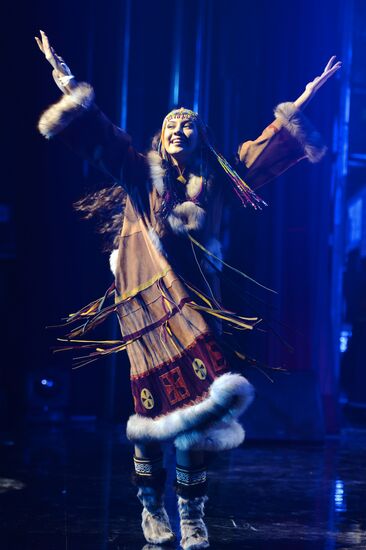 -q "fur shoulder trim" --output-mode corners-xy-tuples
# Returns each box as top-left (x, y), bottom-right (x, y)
(146, 151), (205, 200)
(274, 102), (327, 163)
(126, 372), (254, 451)
(168, 202), (206, 234)
(38, 82), (95, 139)
(186, 175), (203, 200)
